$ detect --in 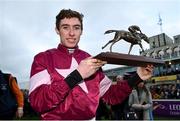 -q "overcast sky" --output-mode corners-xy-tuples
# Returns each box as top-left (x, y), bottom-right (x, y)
(0, 0), (180, 84)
